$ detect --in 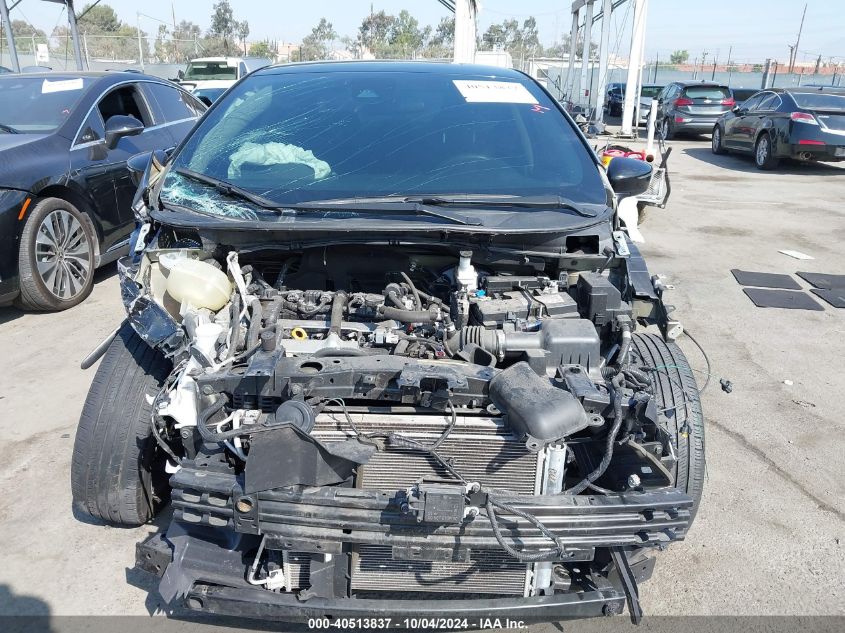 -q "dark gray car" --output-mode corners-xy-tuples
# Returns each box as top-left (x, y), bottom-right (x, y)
(657, 81), (735, 139)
